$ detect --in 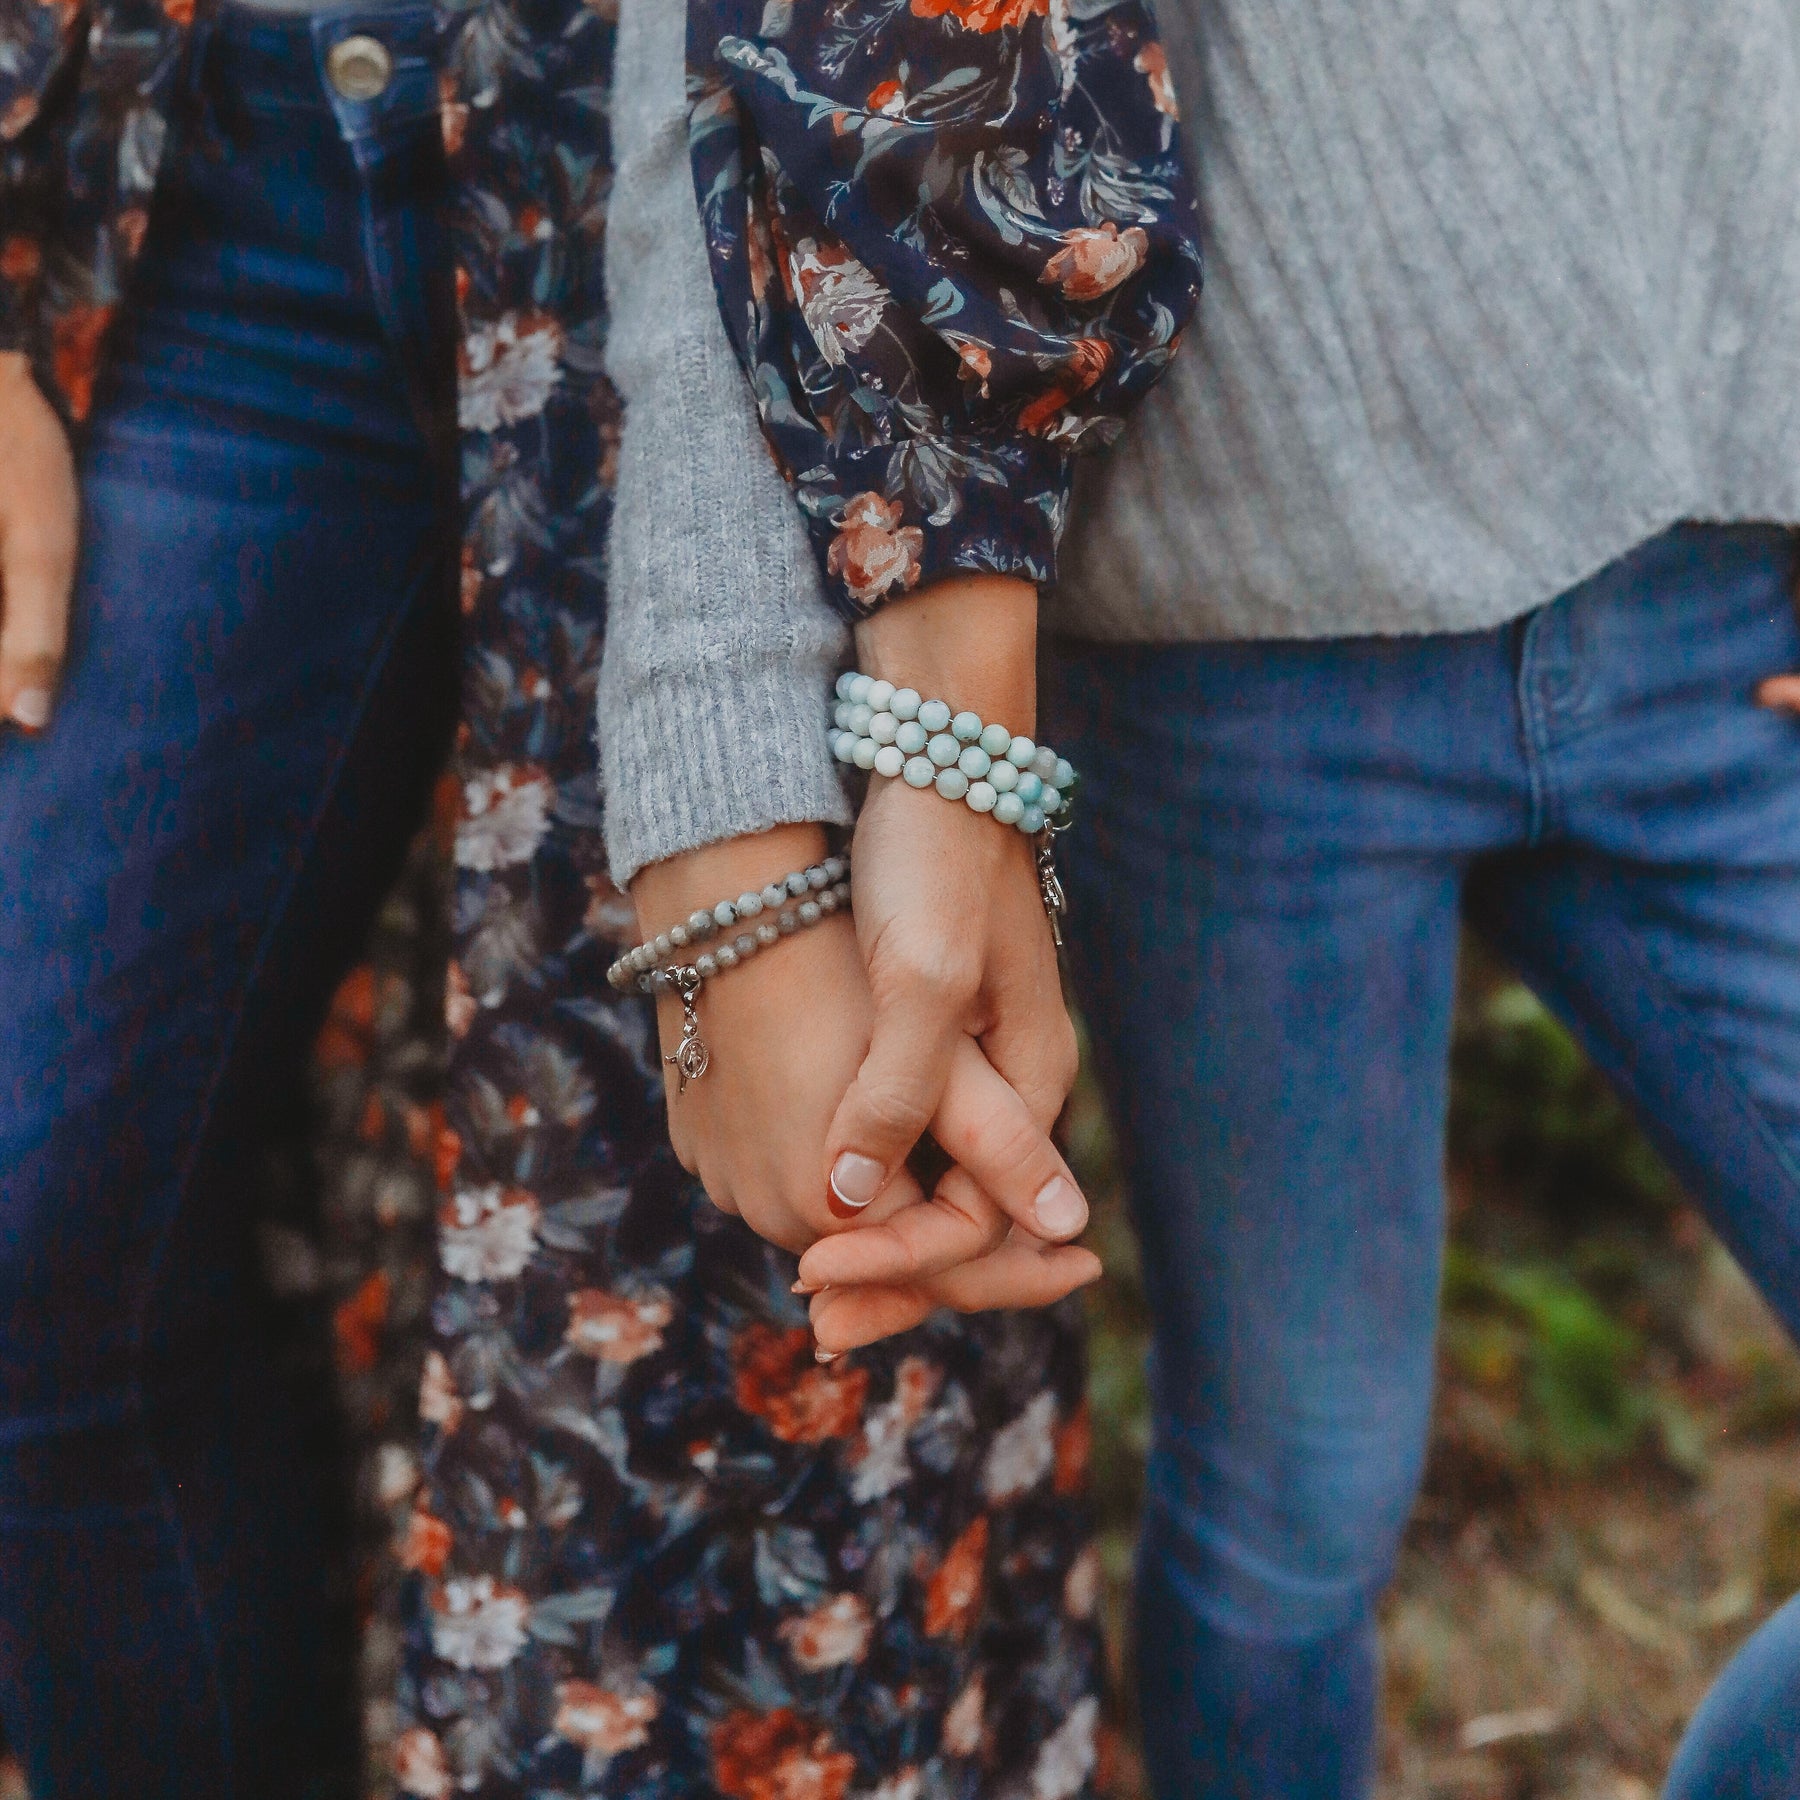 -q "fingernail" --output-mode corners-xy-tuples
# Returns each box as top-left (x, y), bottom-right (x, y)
(1032, 1175), (1087, 1238)
(791, 1279), (821, 1296)
(8, 689), (50, 731)
(829, 1152), (884, 1211)
(814, 1347), (840, 1365)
